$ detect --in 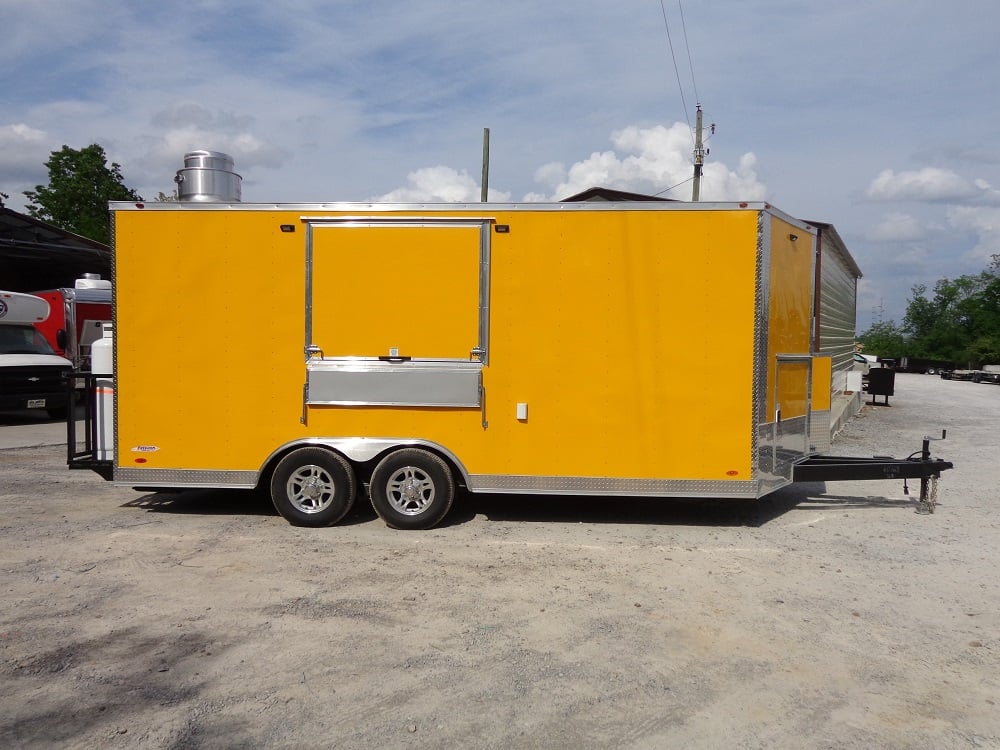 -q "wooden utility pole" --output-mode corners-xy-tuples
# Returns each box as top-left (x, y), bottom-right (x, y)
(481, 128), (490, 203)
(692, 104), (704, 202)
